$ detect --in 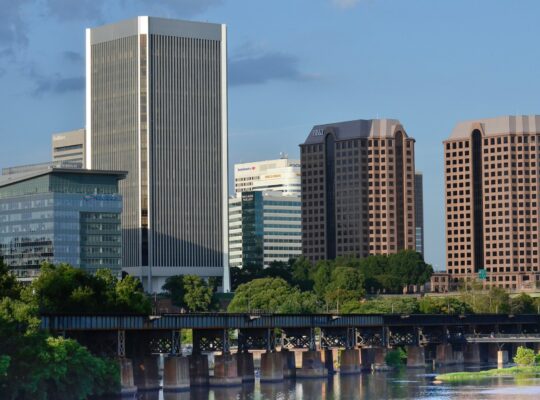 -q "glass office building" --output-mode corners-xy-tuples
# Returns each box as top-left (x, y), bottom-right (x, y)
(229, 191), (302, 268)
(0, 167), (125, 281)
